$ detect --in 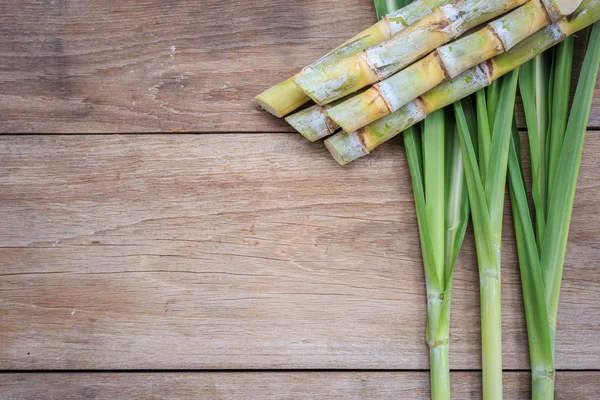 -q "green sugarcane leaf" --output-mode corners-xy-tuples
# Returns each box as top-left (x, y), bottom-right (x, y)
(519, 57), (548, 247)
(508, 136), (554, 373)
(404, 127), (443, 295)
(454, 101), (495, 265)
(444, 122), (470, 278)
(475, 90), (491, 183)
(486, 80), (499, 130)
(424, 109), (446, 284)
(436, 121), (471, 340)
(484, 69), (520, 243)
(542, 22), (600, 324)
(547, 37), (574, 200)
